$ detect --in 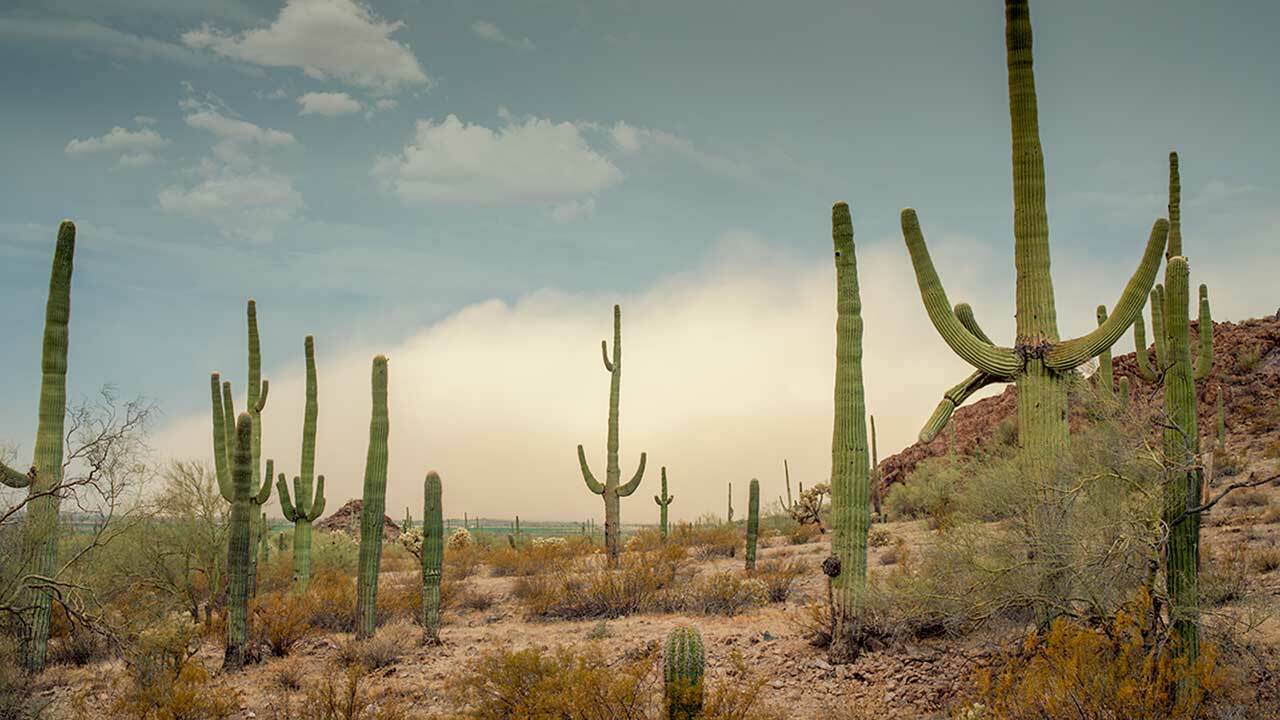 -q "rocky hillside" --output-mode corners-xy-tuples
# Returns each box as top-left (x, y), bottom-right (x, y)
(314, 498), (402, 541)
(880, 312), (1280, 485)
